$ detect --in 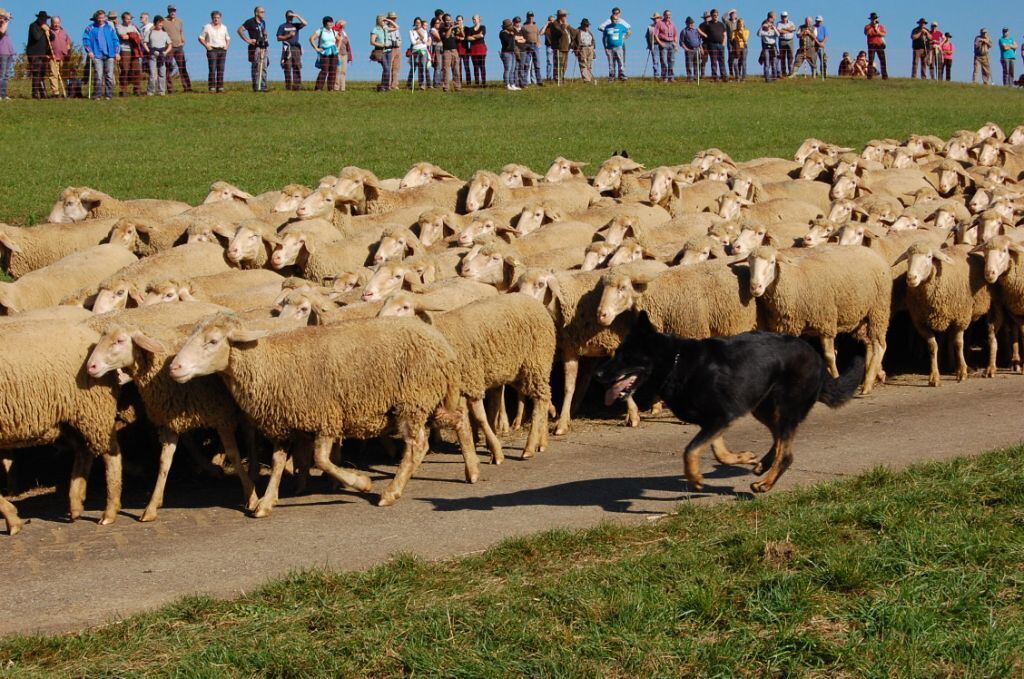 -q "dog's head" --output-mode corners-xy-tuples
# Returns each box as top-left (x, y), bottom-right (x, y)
(596, 311), (662, 410)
